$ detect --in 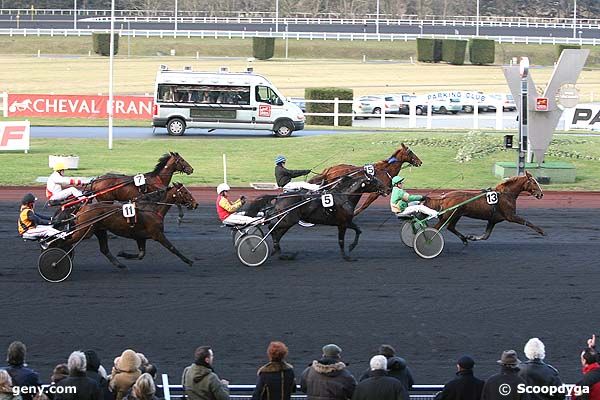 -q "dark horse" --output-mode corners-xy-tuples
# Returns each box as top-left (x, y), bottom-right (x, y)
(309, 144), (422, 215)
(423, 171), (545, 245)
(65, 183), (198, 269)
(248, 172), (388, 261)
